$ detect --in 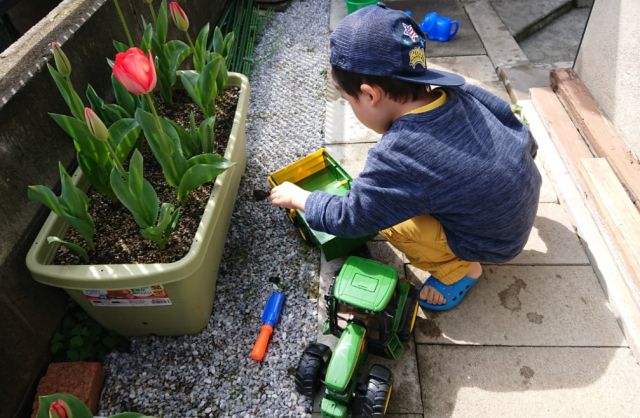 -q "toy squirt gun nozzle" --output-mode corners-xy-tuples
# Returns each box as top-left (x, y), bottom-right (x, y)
(251, 292), (285, 361)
